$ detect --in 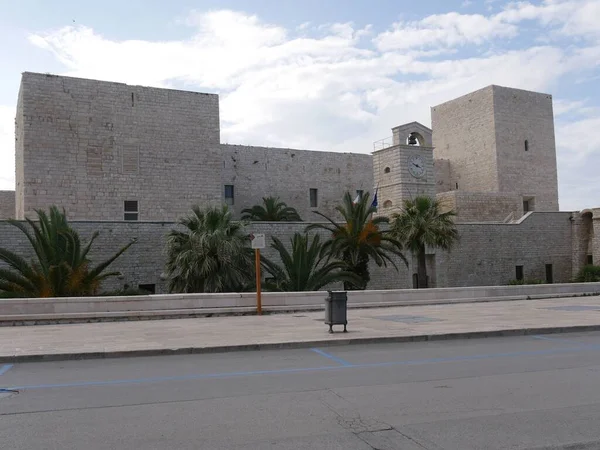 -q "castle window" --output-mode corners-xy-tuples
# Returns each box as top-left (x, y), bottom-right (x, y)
(124, 200), (138, 221)
(138, 284), (156, 294)
(224, 185), (235, 205)
(516, 265), (524, 281)
(309, 188), (318, 207)
(545, 264), (553, 284)
(524, 140), (529, 151)
(384, 167), (391, 174)
(383, 200), (393, 208)
(356, 190), (364, 199)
